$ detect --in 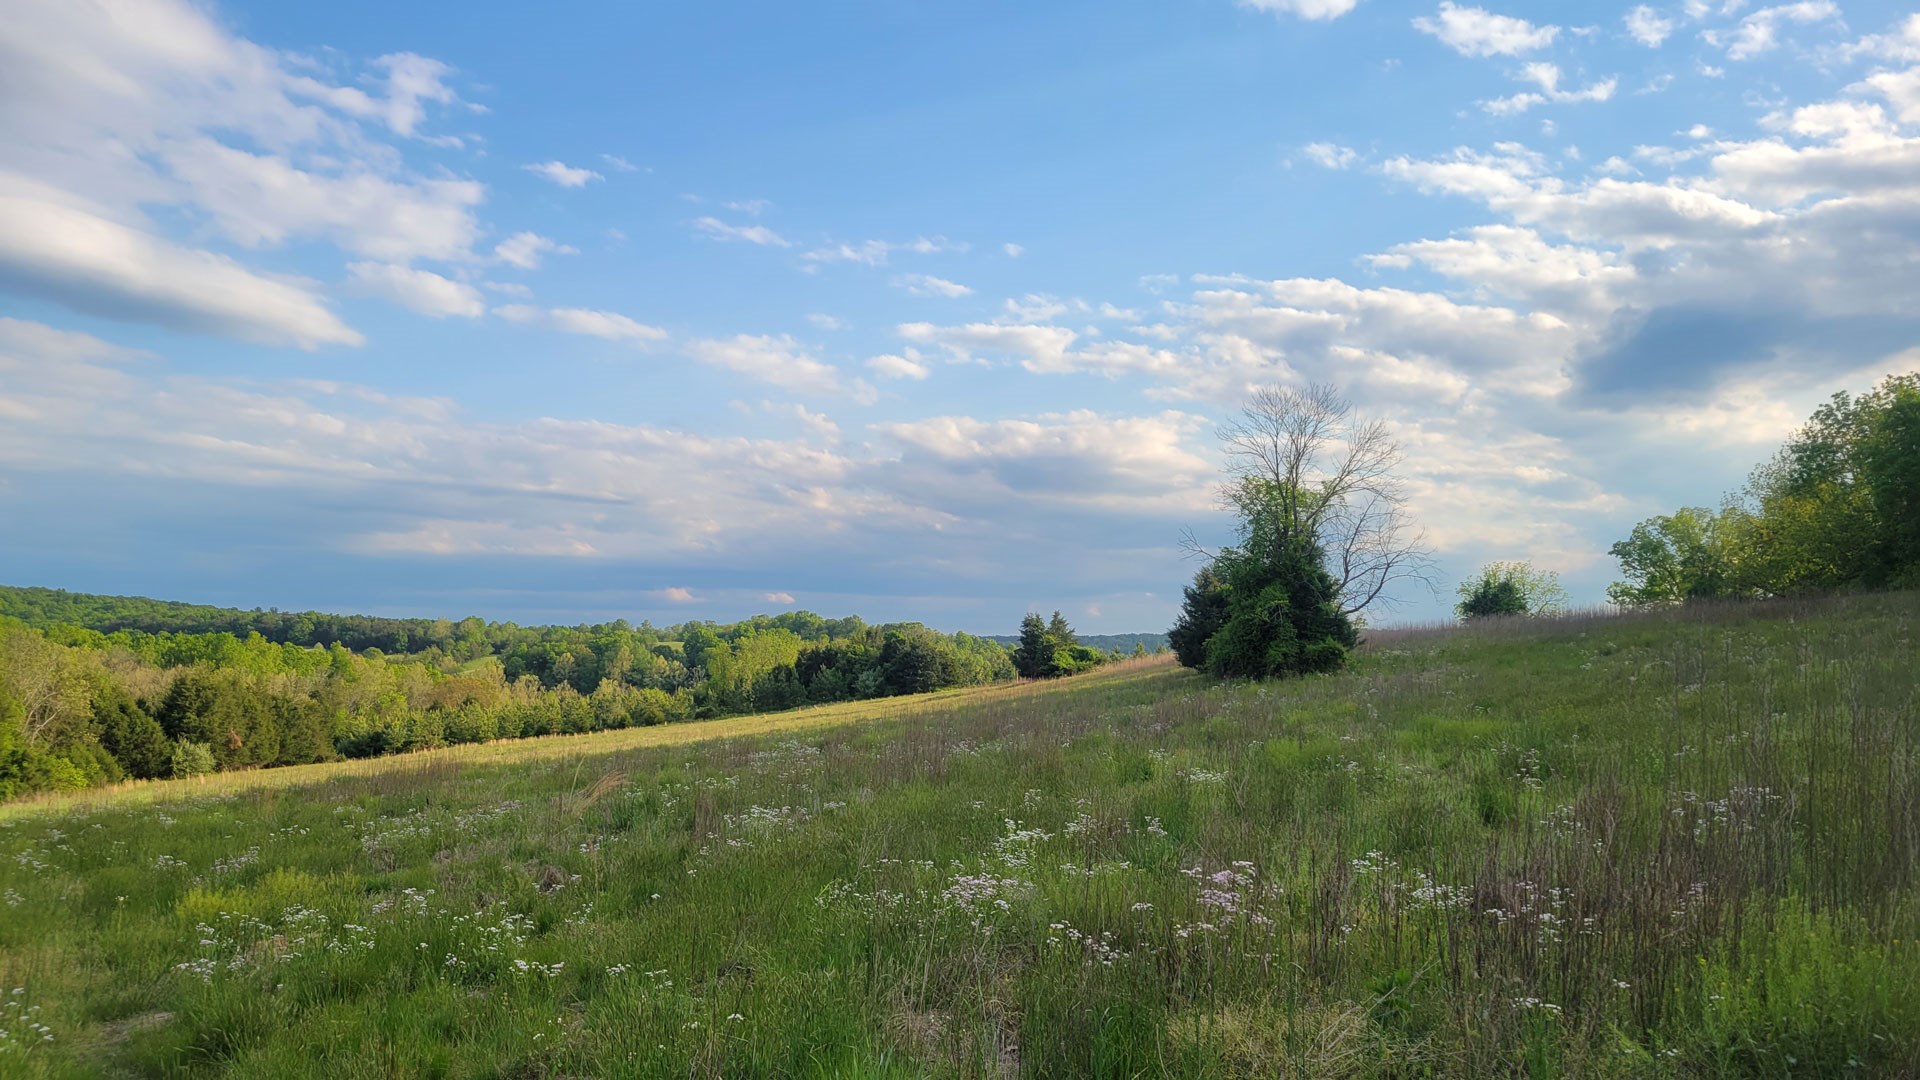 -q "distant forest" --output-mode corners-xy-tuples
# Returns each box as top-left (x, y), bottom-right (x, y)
(0, 585), (1156, 800)
(984, 632), (1167, 653)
